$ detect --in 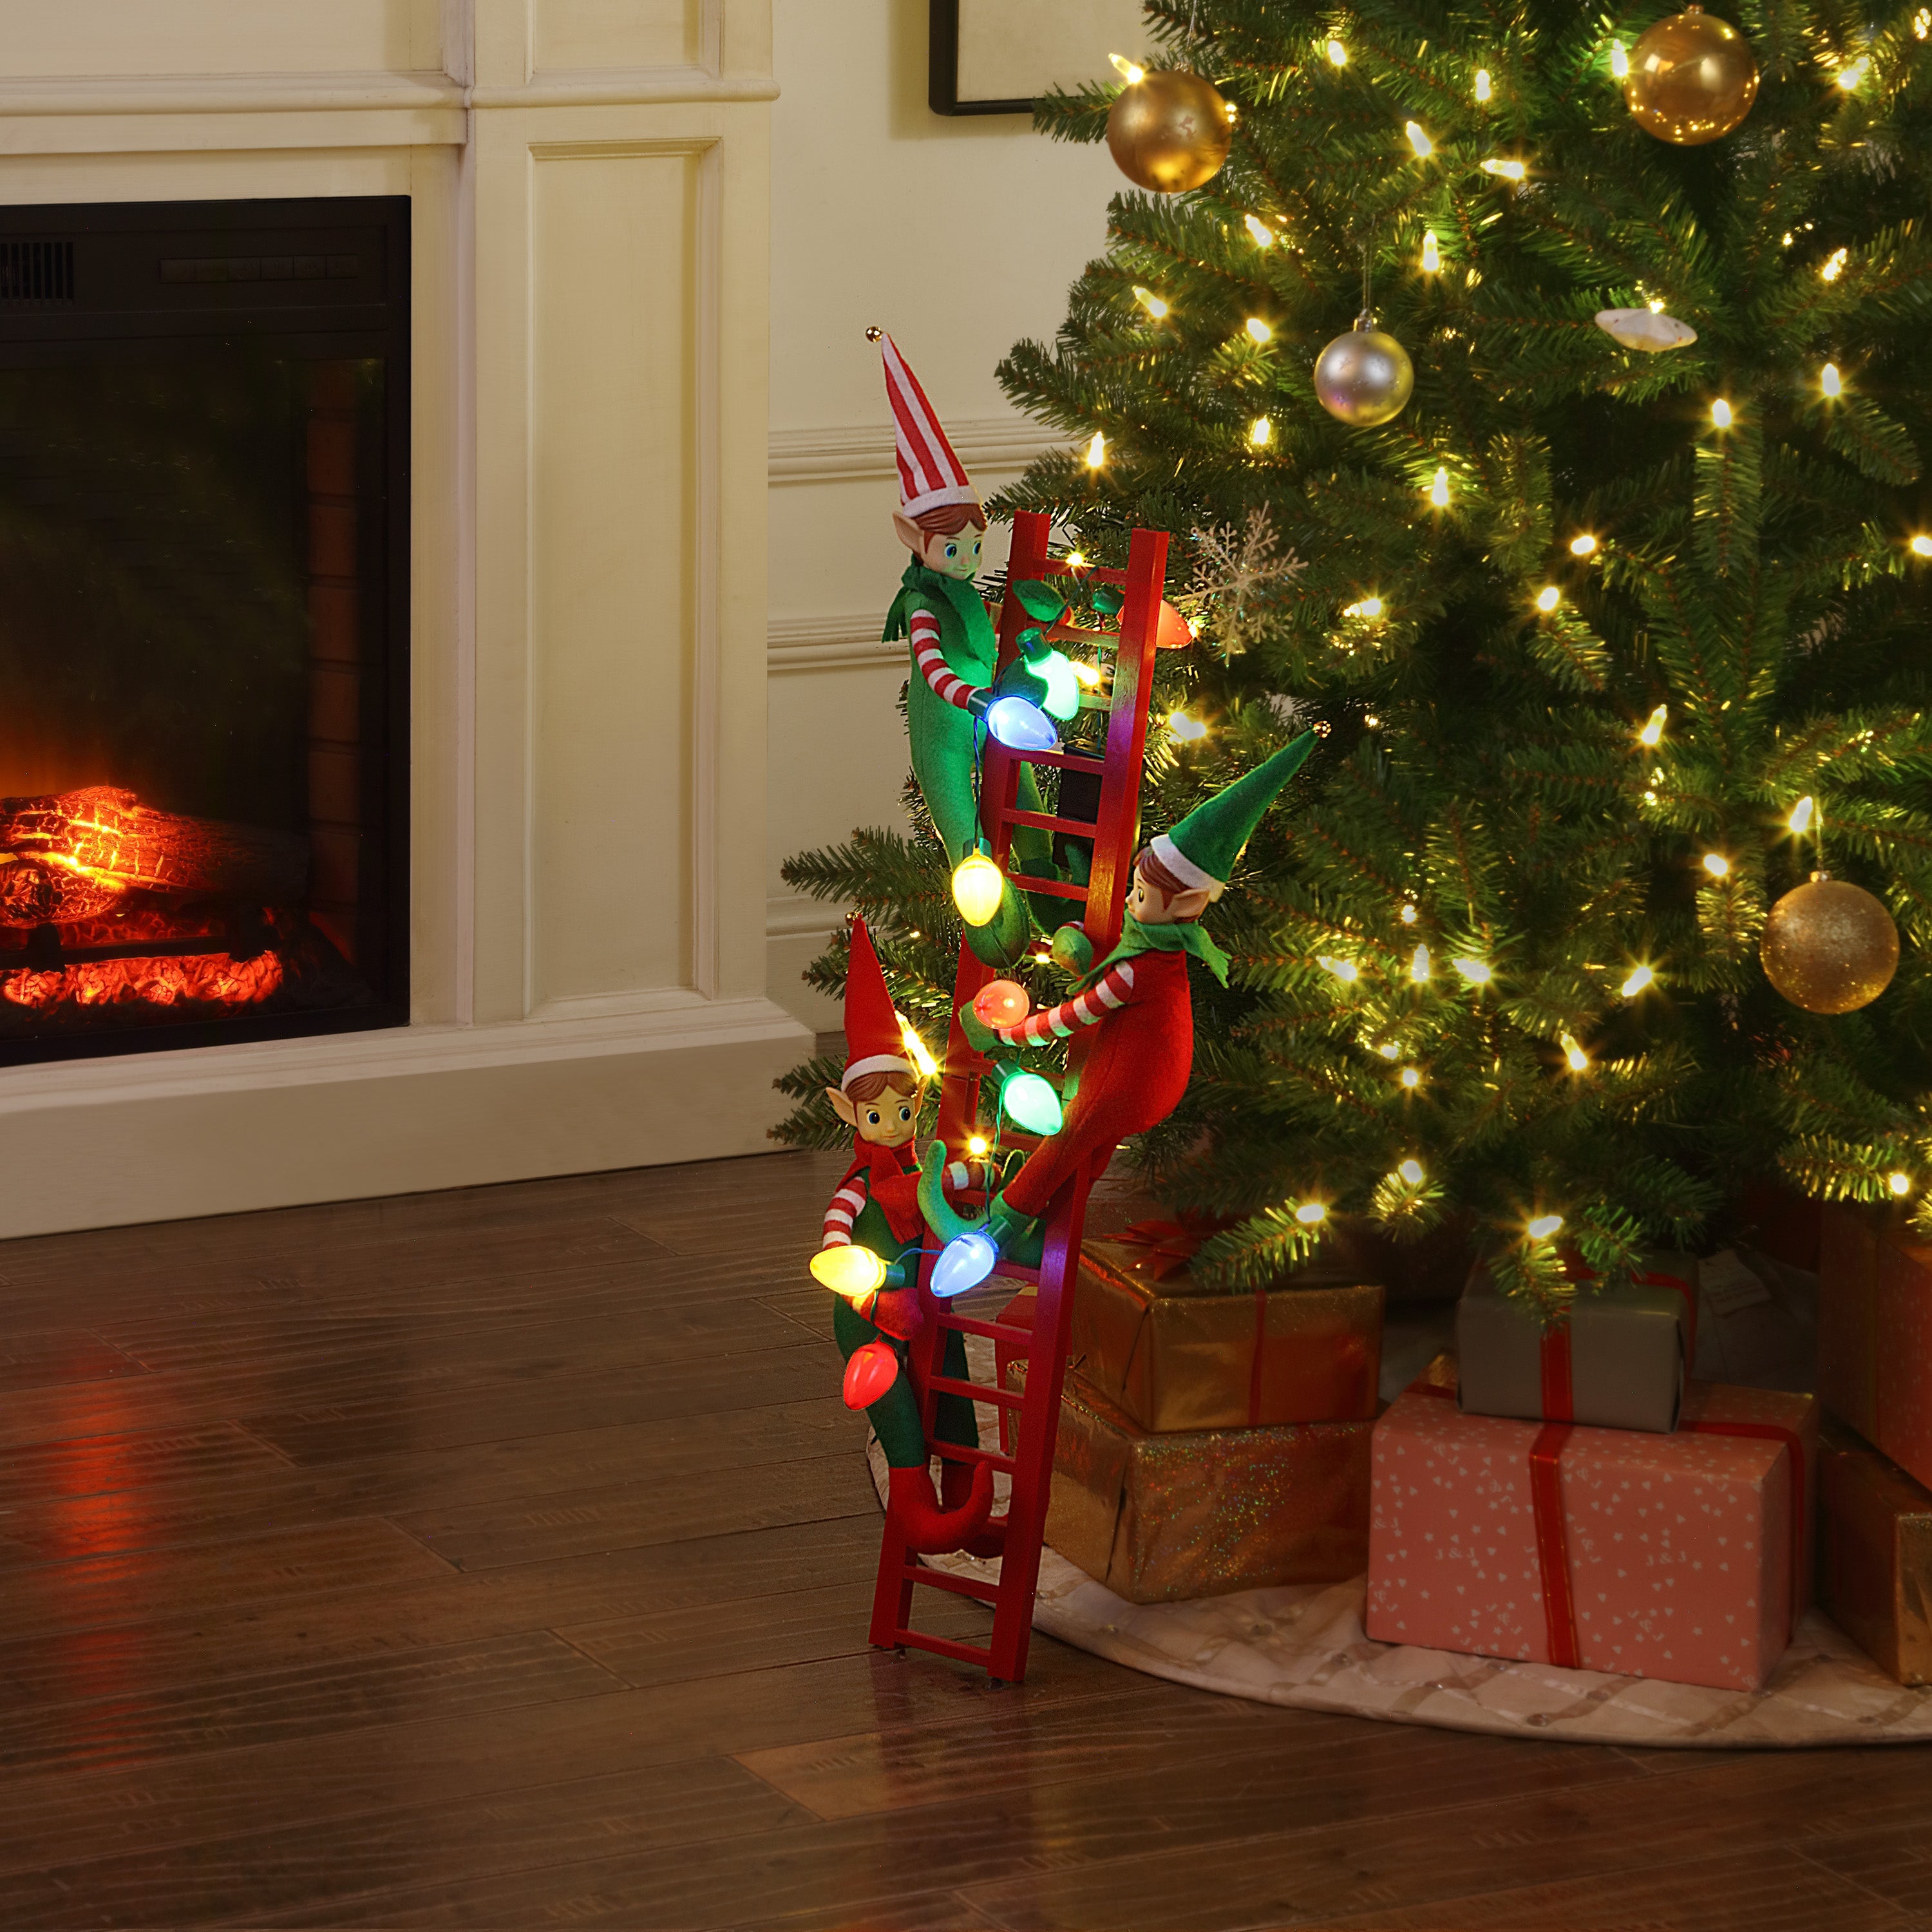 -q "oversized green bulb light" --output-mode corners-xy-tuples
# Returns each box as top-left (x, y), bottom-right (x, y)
(1001, 1070), (1065, 1135)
